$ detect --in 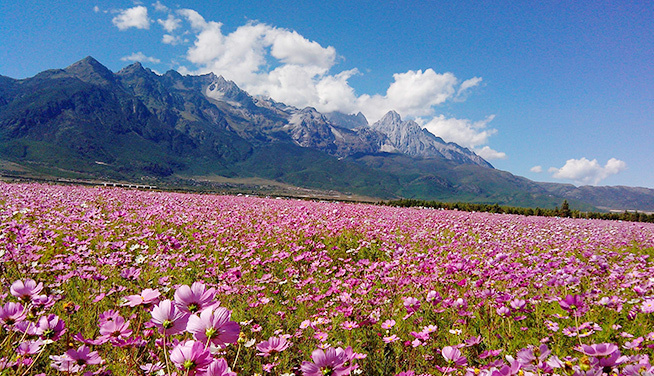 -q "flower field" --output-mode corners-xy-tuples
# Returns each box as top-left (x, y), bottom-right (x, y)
(1, 182), (654, 376)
